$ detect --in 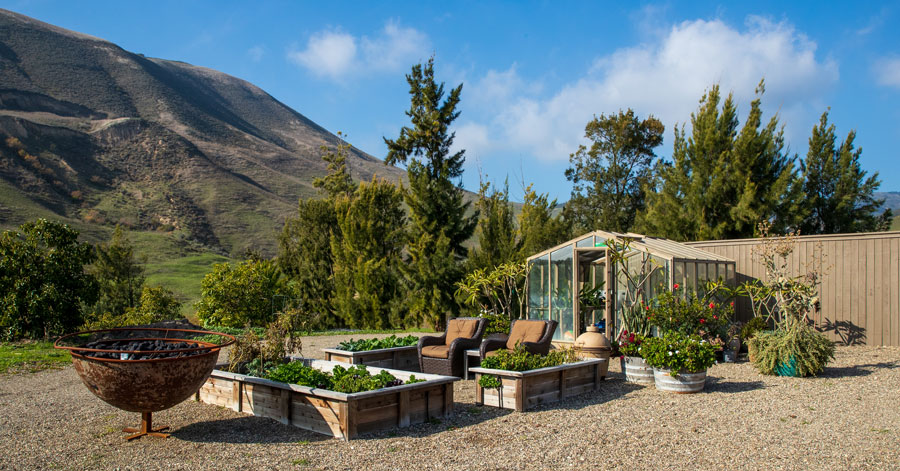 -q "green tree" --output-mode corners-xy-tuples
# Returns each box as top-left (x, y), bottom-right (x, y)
(518, 184), (571, 259)
(90, 225), (146, 317)
(384, 57), (478, 329)
(0, 219), (98, 339)
(799, 110), (888, 234)
(639, 81), (799, 240)
(468, 179), (519, 271)
(331, 177), (407, 329)
(196, 258), (287, 328)
(84, 285), (182, 329)
(565, 109), (664, 233)
(278, 199), (340, 327)
(312, 131), (356, 200)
